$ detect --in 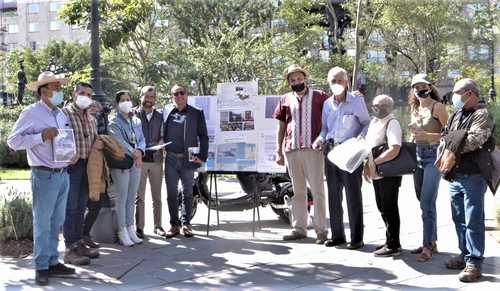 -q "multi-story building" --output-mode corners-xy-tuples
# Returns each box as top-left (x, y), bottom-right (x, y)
(0, 0), (89, 52)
